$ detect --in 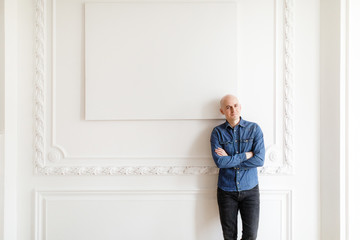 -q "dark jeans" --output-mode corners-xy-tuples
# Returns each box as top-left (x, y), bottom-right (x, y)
(217, 185), (260, 240)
